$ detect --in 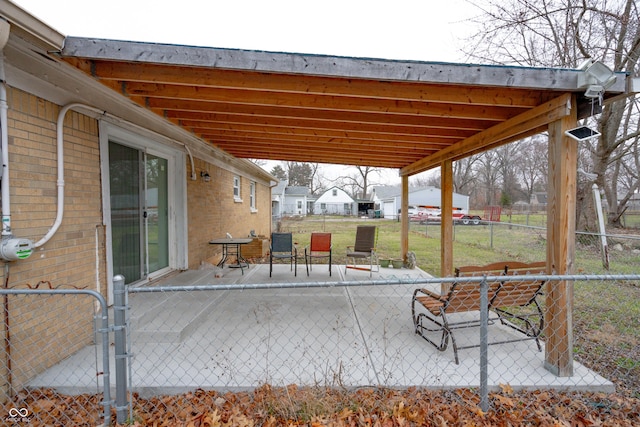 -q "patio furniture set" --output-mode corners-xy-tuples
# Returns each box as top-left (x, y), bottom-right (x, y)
(268, 225), (378, 277)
